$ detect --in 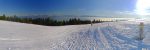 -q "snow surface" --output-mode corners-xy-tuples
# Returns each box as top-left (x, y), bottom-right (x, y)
(0, 20), (150, 50)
